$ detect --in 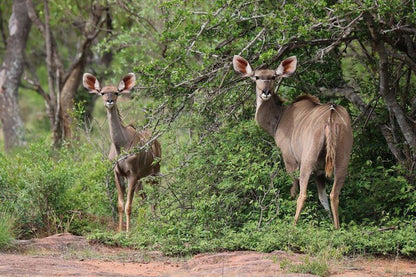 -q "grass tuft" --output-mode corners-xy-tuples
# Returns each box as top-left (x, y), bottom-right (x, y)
(0, 209), (15, 250)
